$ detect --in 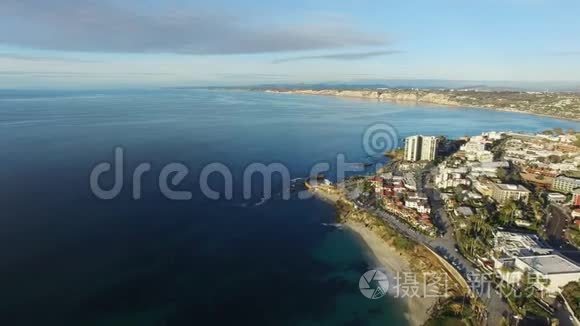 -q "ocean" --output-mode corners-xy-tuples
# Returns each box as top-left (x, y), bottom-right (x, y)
(0, 89), (578, 325)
